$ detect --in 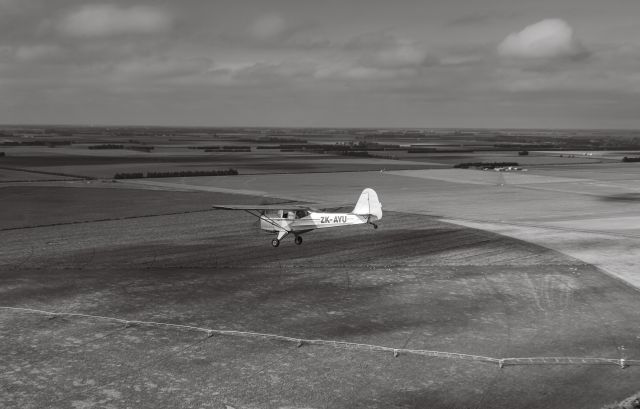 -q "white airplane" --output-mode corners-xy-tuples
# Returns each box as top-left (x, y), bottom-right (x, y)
(212, 188), (382, 247)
